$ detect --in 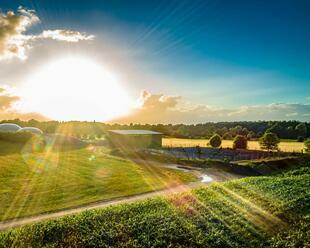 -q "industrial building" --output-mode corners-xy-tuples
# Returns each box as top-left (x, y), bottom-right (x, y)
(107, 130), (162, 149)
